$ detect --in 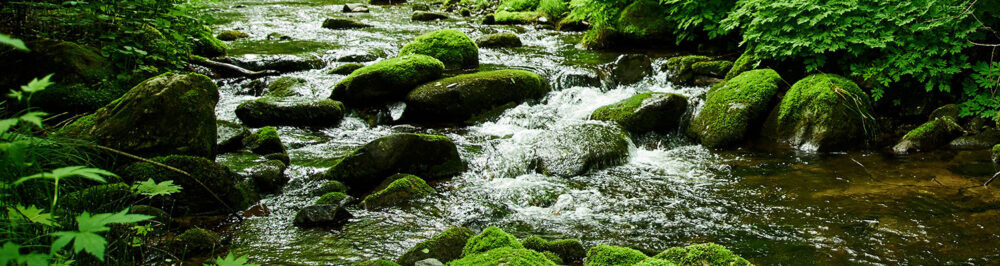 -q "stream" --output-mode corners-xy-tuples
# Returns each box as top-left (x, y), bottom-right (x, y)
(200, 0), (1000, 264)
